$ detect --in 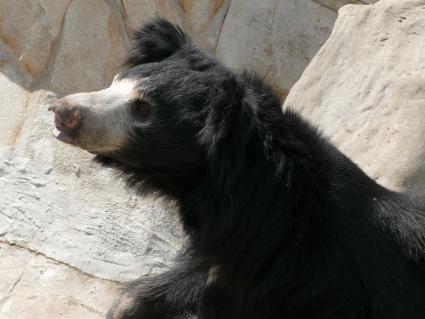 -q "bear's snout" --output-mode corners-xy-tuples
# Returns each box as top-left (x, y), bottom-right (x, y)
(49, 100), (82, 145)
(49, 100), (81, 132)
